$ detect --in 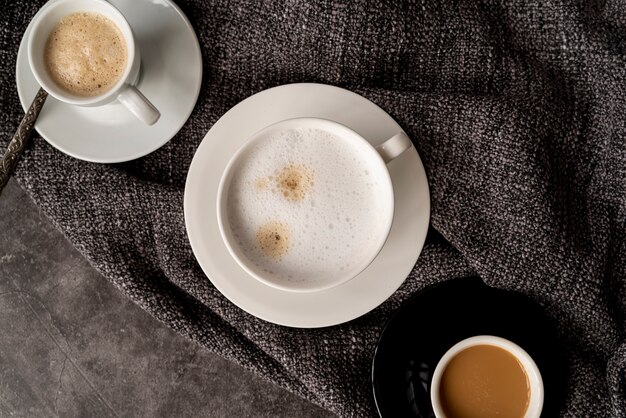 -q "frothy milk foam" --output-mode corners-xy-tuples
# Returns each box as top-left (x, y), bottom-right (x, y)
(226, 127), (391, 286)
(44, 12), (127, 97)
